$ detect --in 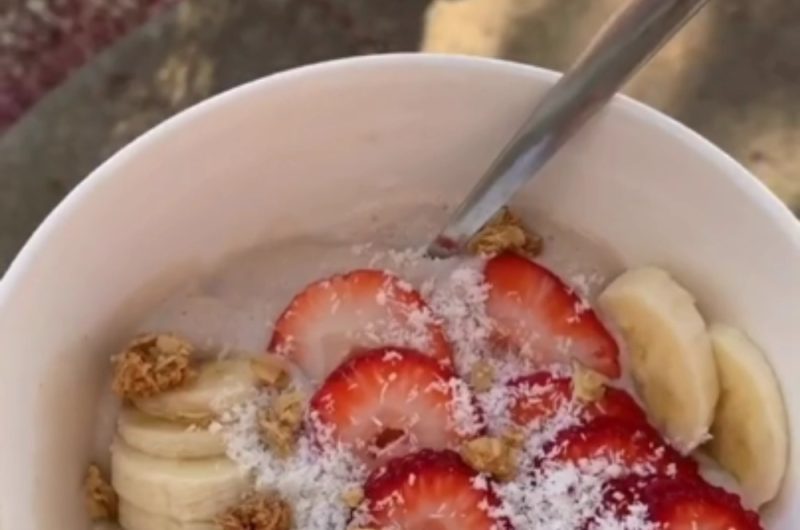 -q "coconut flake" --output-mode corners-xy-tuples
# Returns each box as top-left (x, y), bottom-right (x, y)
(220, 396), (367, 530)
